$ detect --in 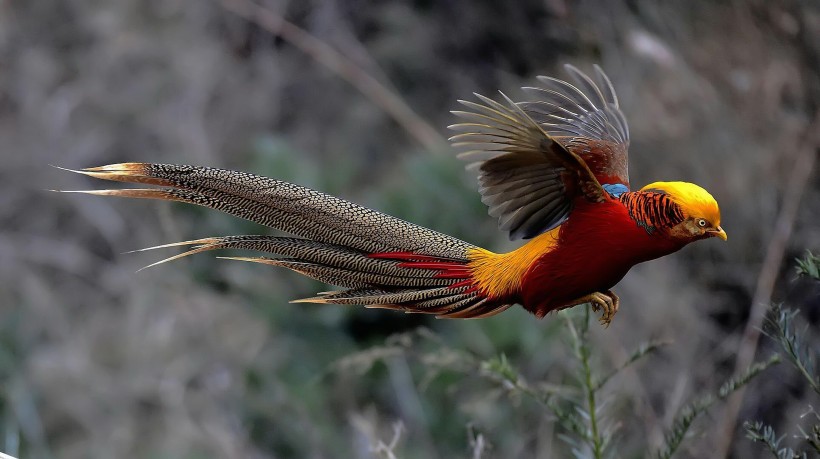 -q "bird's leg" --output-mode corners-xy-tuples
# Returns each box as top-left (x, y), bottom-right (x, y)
(561, 291), (619, 328)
